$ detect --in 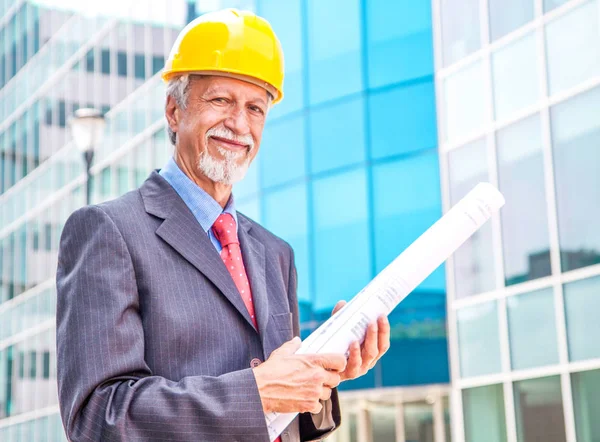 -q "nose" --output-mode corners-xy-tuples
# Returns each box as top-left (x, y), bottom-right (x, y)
(223, 106), (250, 136)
